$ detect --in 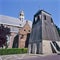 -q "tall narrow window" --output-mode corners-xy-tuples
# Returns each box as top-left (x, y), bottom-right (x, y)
(35, 17), (37, 22)
(39, 15), (41, 20)
(37, 15), (40, 20)
(51, 18), (53, 23)
(44, 15), (46, 20)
